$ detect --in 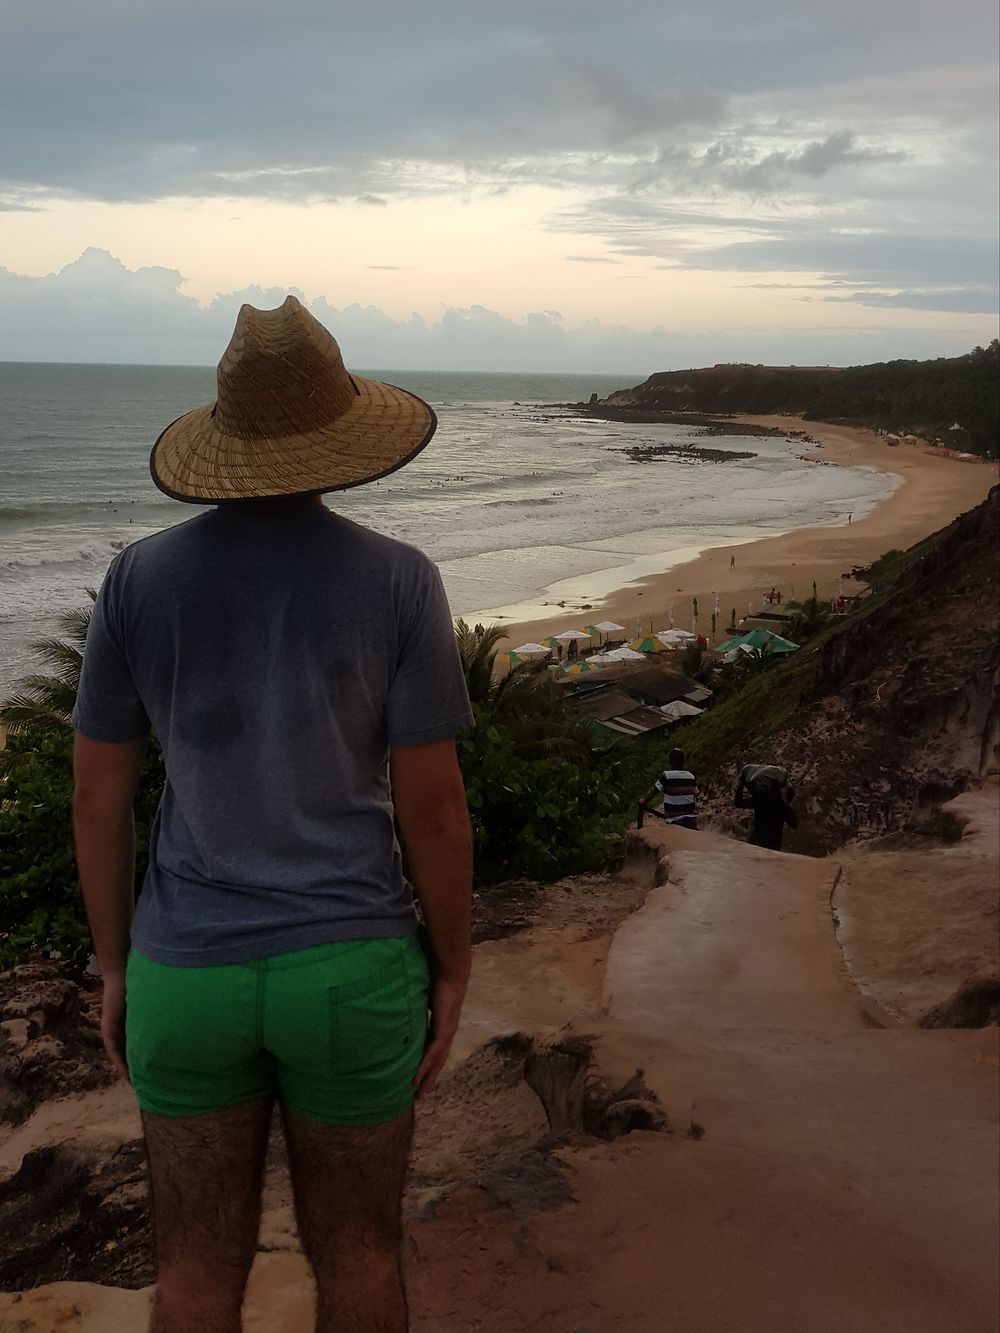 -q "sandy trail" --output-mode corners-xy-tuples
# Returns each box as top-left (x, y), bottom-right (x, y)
(2, 814), (997, 1331)
(495, 416), (997, 648)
